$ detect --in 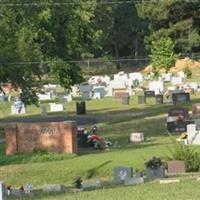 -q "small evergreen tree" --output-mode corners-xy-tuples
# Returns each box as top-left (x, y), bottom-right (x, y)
(150, 37), (176, 73)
